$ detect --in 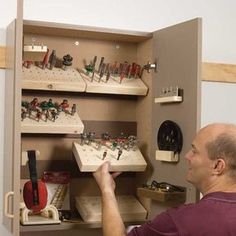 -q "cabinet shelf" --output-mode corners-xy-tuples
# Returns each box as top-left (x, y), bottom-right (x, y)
(80, 70), (148, 96)
(20, 218), (146, 232)
(22, 65), (148, 96)
(20, 220), (101, 232)
(22, 65), (86, 92)
(154, 96), (182, 104)
(21, 112), (84, 134)
(76, 195), (147, 223)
